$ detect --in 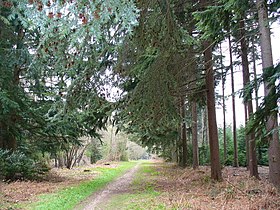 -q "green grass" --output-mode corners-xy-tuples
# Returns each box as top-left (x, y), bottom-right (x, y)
(17, 161), (137, 210)
(100, 162), (166, 210)
(101, 191), (165, 210)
